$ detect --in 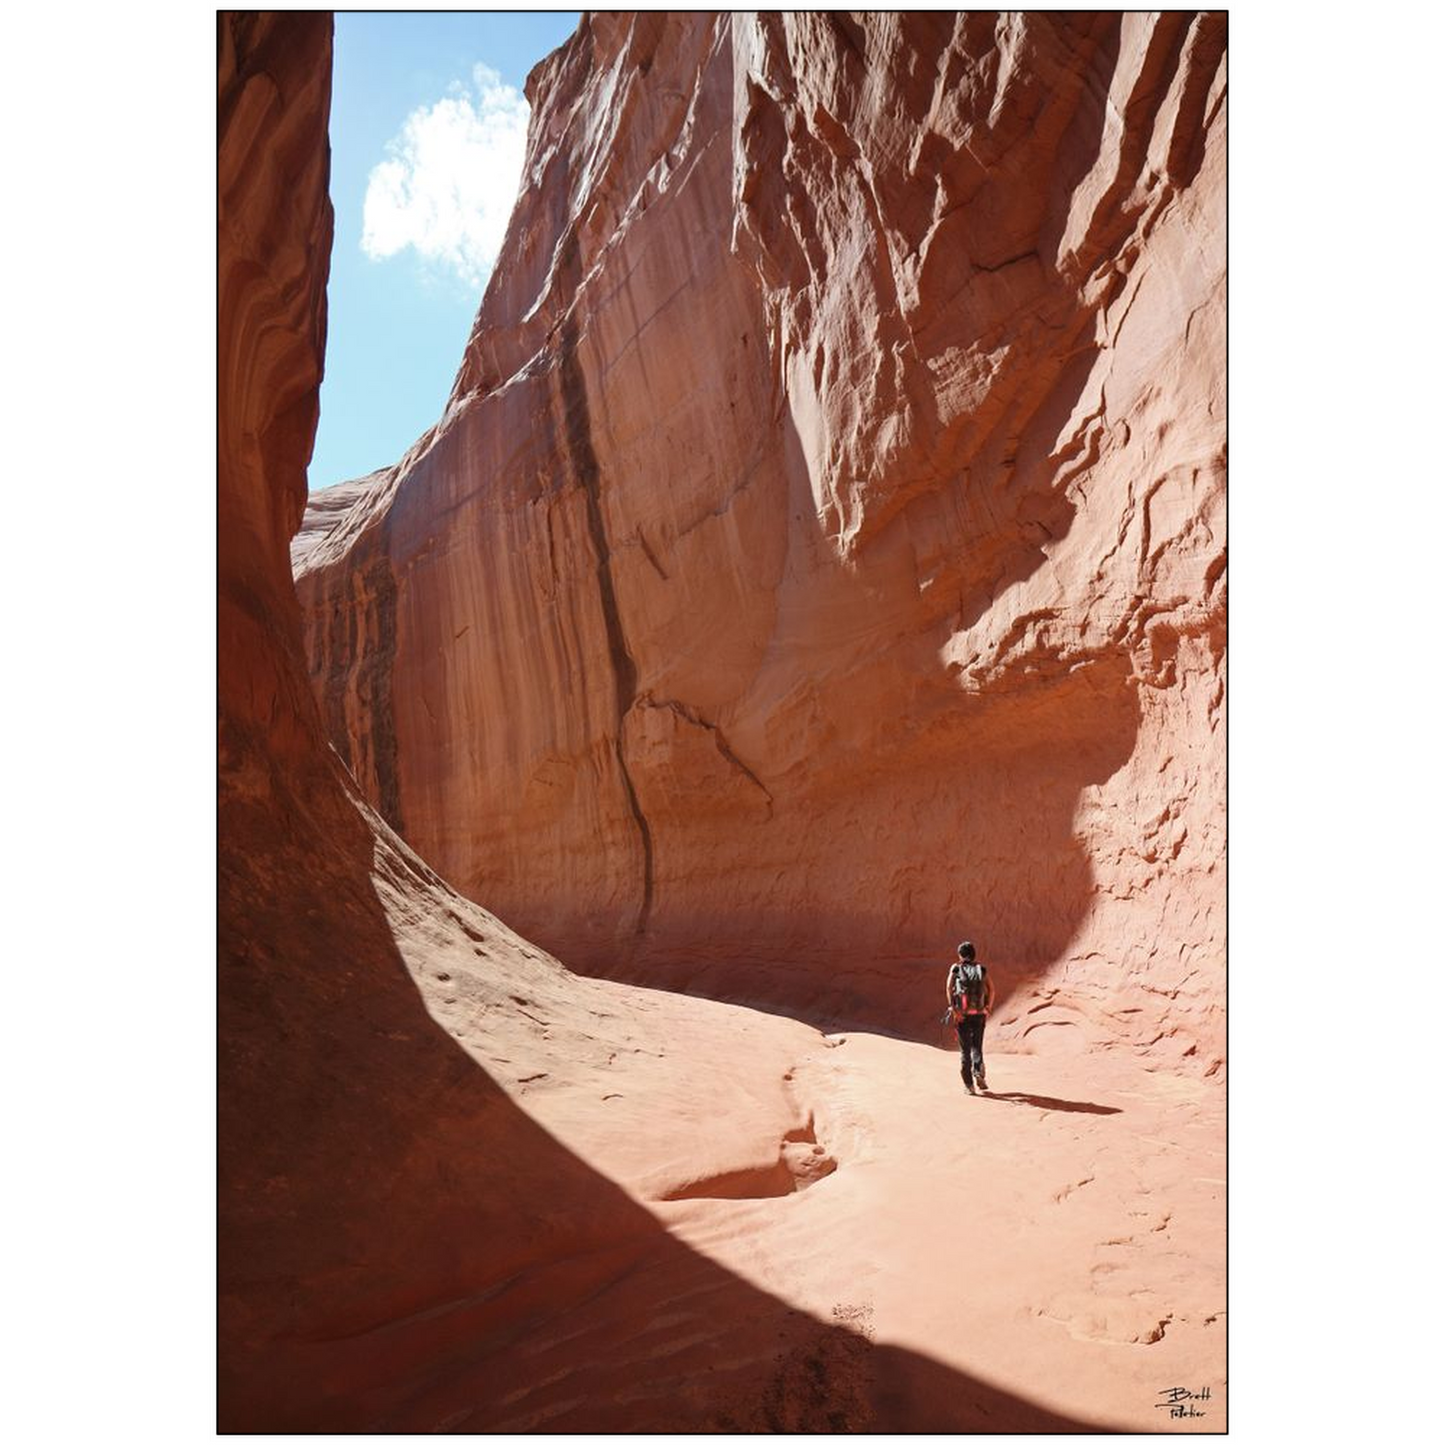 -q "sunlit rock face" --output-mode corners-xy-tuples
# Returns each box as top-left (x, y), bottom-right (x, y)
(297, 12), (1226, 1069)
